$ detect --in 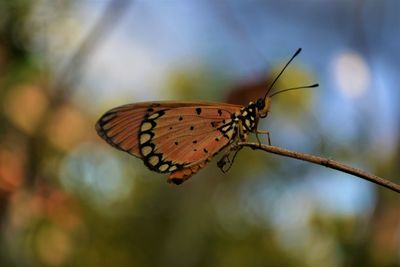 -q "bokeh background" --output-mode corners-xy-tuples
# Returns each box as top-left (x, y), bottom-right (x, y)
(1, 1), (399, 266)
